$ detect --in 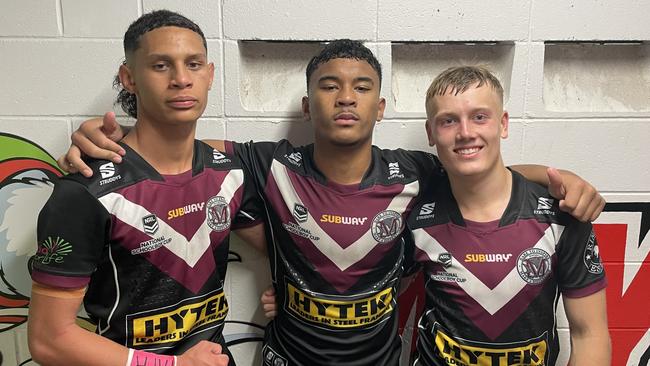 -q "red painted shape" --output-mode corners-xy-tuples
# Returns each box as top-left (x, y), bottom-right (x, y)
(594, 223), (650, 365)
(0, 158), (62, 182)
(398, 271), (425, 358)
